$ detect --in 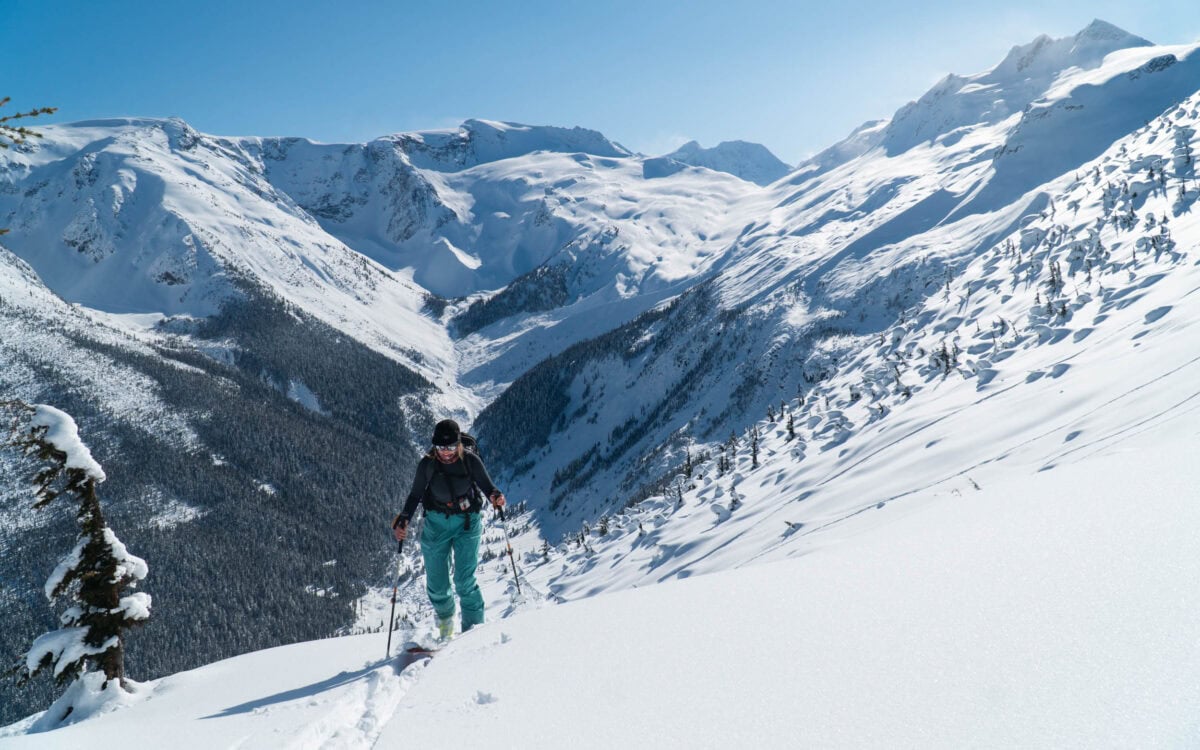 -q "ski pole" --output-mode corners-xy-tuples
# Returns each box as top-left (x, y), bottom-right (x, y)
(496, 506), (522, 596)
(385, 537), (404, 658)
